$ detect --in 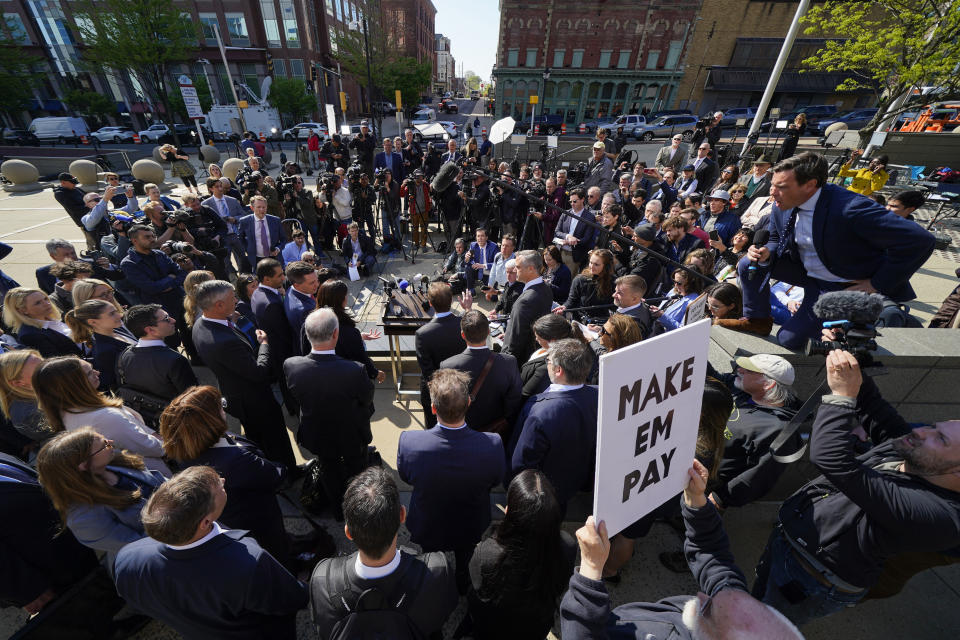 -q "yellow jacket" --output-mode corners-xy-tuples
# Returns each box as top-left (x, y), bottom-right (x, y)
(838, 163), (889, 196)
